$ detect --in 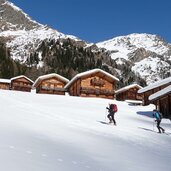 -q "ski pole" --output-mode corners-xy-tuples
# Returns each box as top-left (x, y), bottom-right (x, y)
(105, 108), (107, 122)
(153, 118), (155, 131)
